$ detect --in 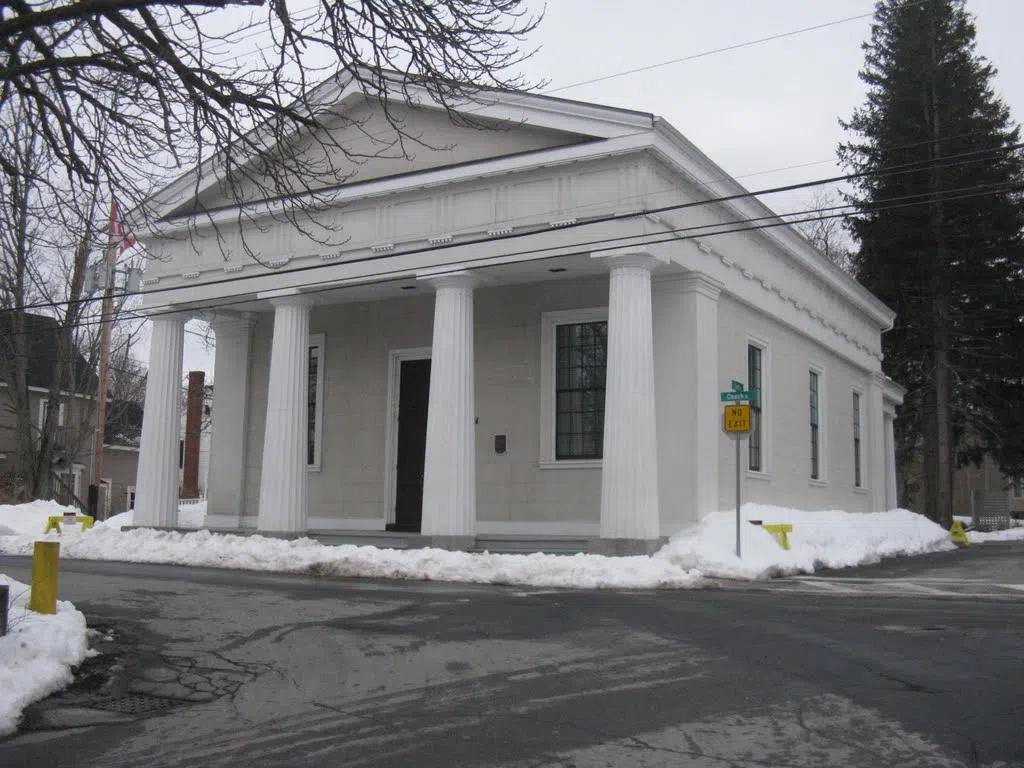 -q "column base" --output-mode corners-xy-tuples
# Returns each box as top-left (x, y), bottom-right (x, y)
(425, 535), (476, 551)
(255, 529), (309, 539)
(587, 537), (667, 556)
